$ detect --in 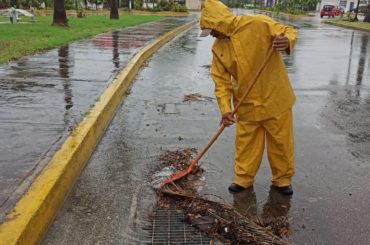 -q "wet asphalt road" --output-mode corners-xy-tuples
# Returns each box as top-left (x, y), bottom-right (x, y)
(0, 16), (196, 221)
(43, 13), (370, 244)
